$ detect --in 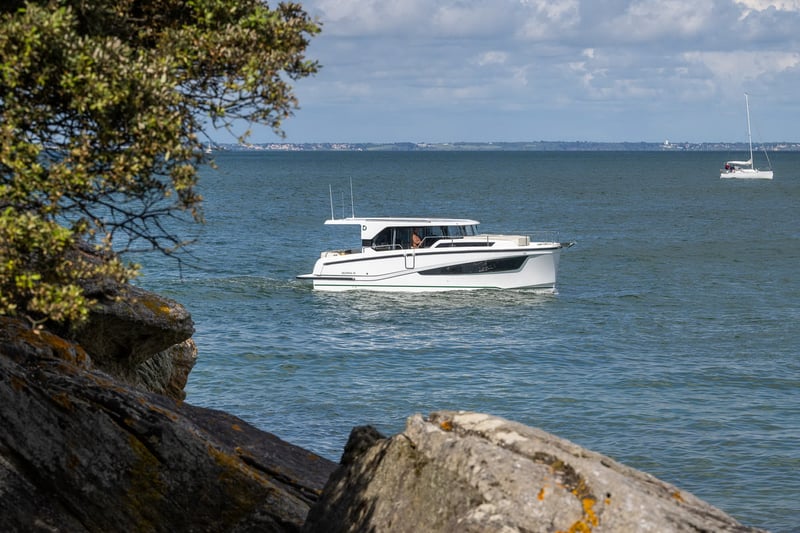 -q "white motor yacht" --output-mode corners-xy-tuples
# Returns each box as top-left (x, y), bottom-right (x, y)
(297, 217), (573, 292)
